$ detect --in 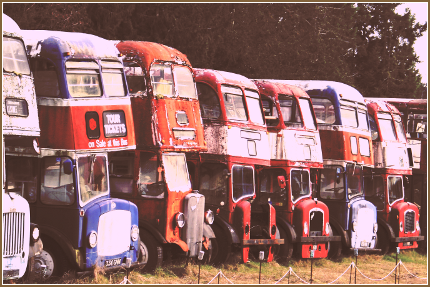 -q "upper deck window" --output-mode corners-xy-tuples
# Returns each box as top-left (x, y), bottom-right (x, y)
(150, 63), (174, 98)
(221, 85), (247, 121)
(124, 62), (146, 96)
(3, 37), (30, 75)
(101, 61), (126, 97)
(309, 97), (335, 124)
(66, 61), (101, 98)
(340, 106), (357, 127)
(197, 83), (221, 119)
(173, 66), (198, 99)
(298, 98), (317, 130)
(393, 115), (407, 142)
(377, 113), (397, 141)
(32, 58), (60, 98)
(279, 95), (302, 128)
(261, 95), (279, 126)
(245, 89), (264, 125)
